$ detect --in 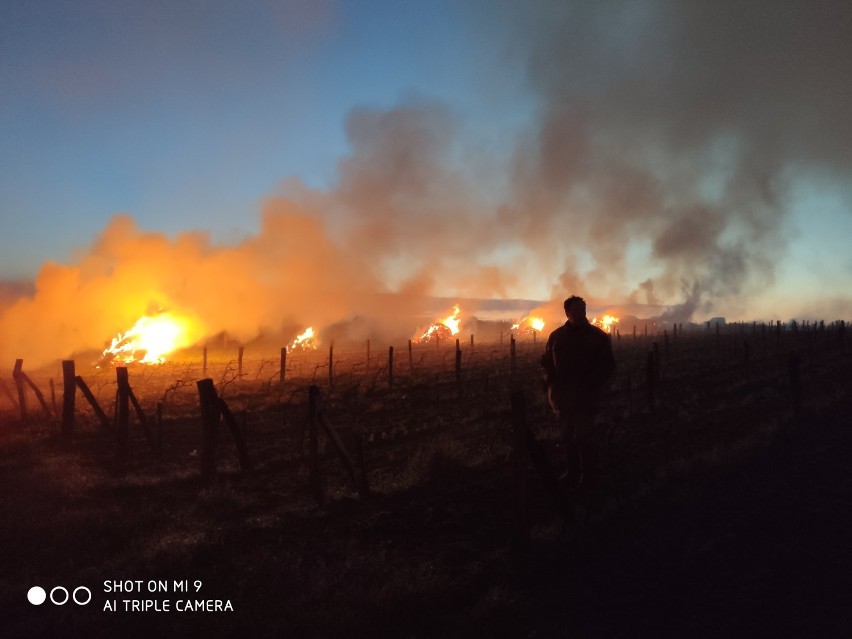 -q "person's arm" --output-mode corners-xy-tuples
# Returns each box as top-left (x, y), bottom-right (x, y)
(540, 332), (557, 386)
